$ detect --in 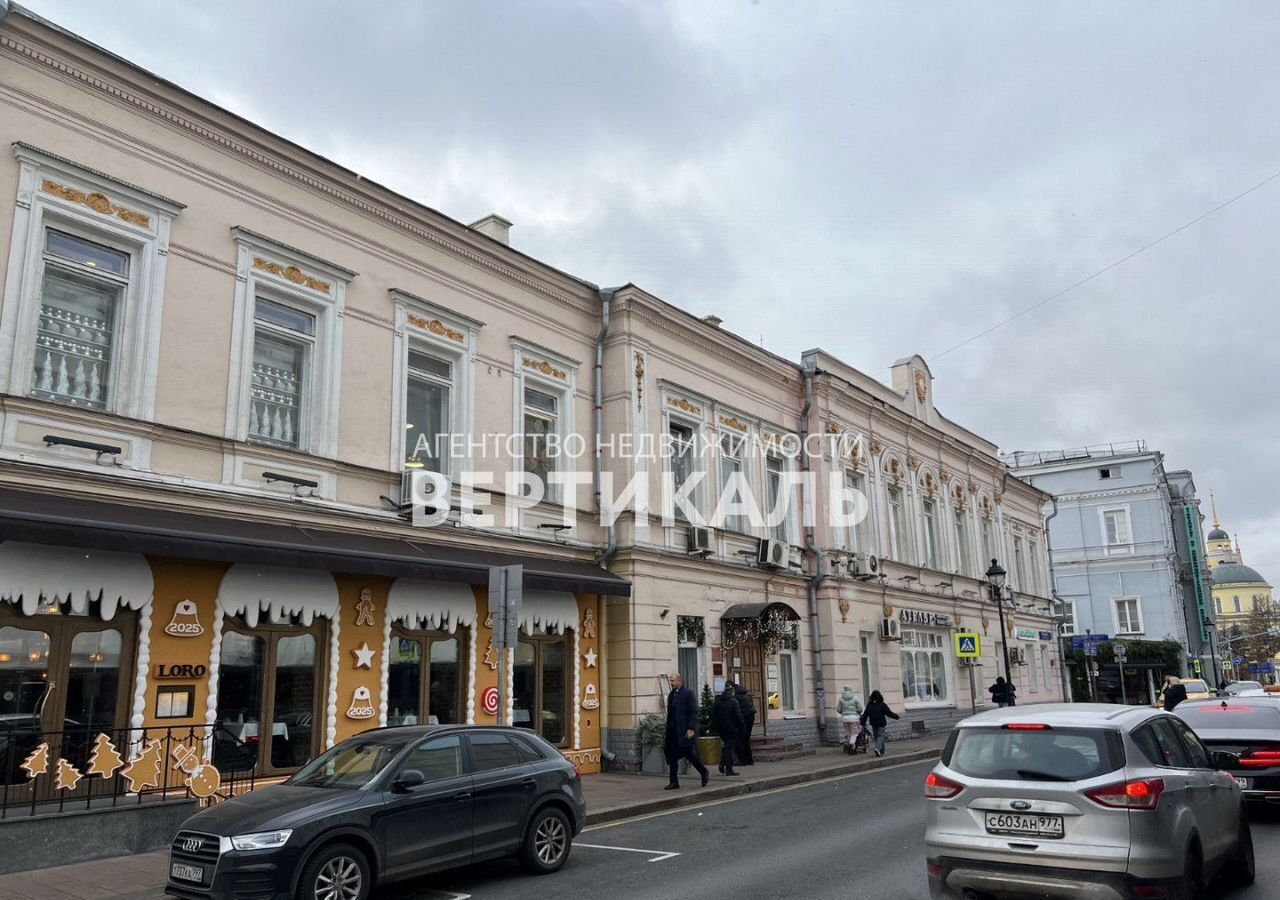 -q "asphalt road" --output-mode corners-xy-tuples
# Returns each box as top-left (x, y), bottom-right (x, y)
(377, 760), (1280, 900)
